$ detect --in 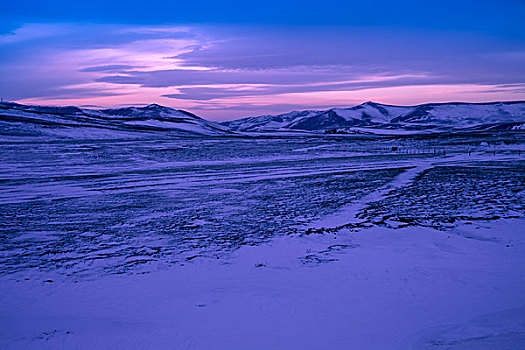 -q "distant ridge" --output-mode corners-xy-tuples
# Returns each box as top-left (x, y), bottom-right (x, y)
(223, 101), (525, 134)
(0, 102), (231, 139)
(1, 100), (524, 139)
